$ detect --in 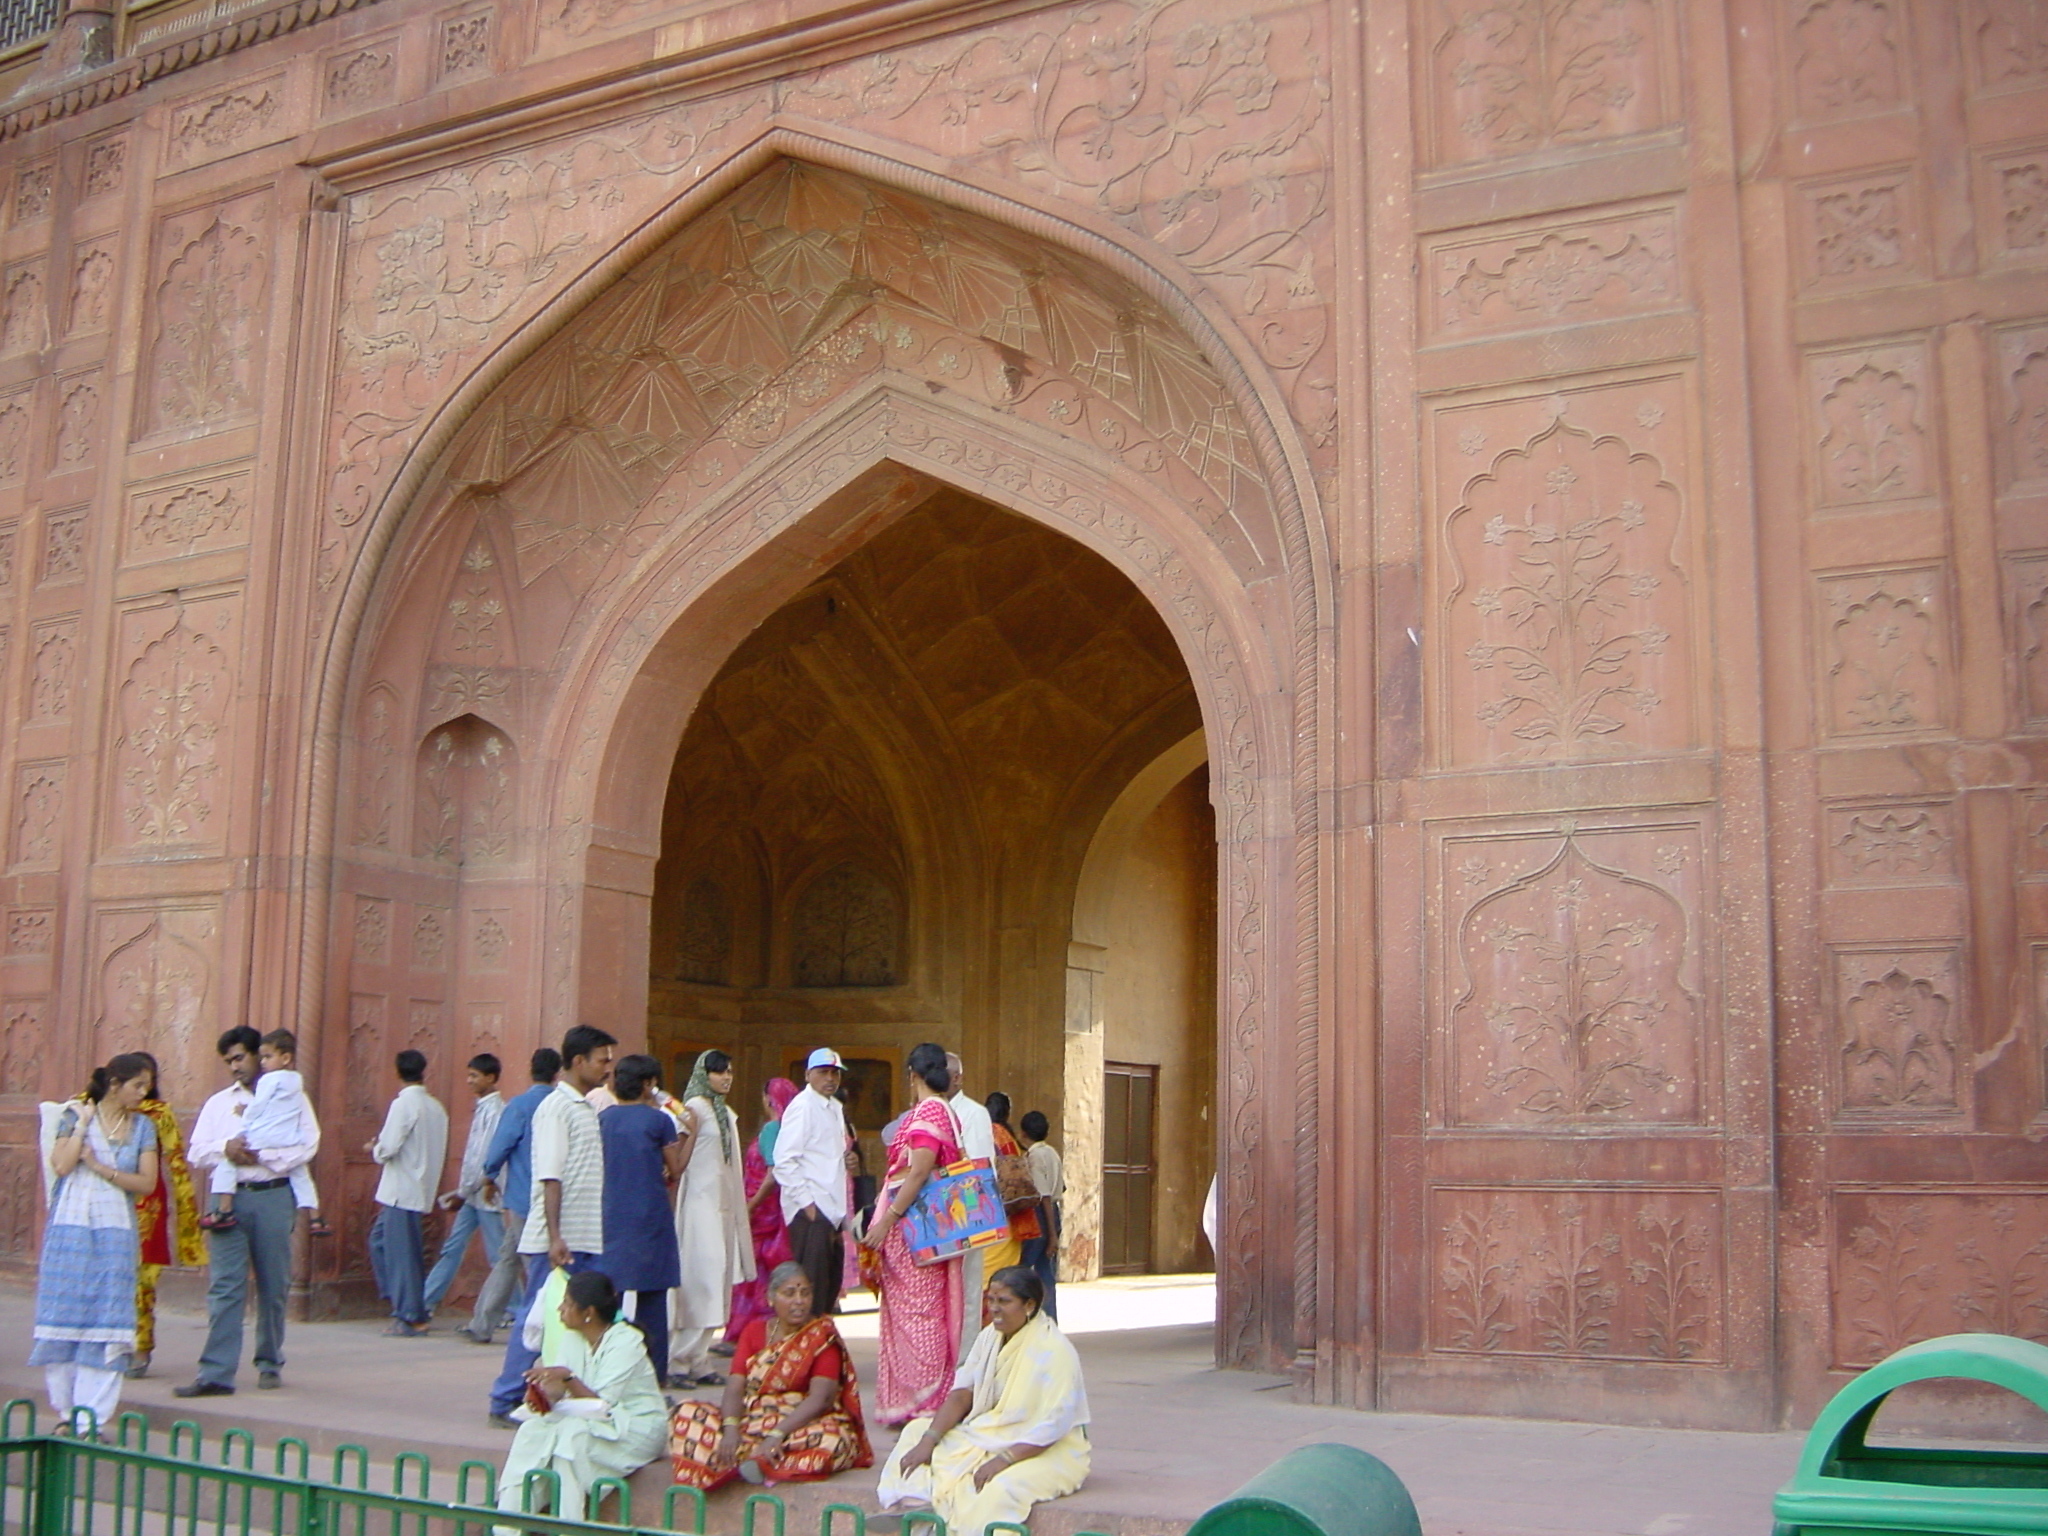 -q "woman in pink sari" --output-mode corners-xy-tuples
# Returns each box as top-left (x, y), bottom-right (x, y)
(861, 1043), (962, 1427)
(725, 1078), (800, 1344)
